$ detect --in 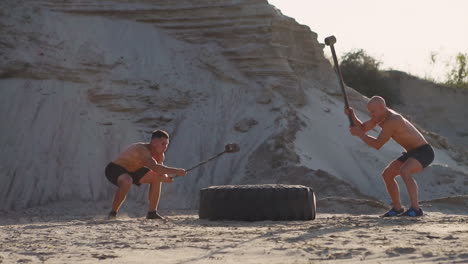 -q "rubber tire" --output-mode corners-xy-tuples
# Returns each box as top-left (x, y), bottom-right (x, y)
(199, 184), (316, 221)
